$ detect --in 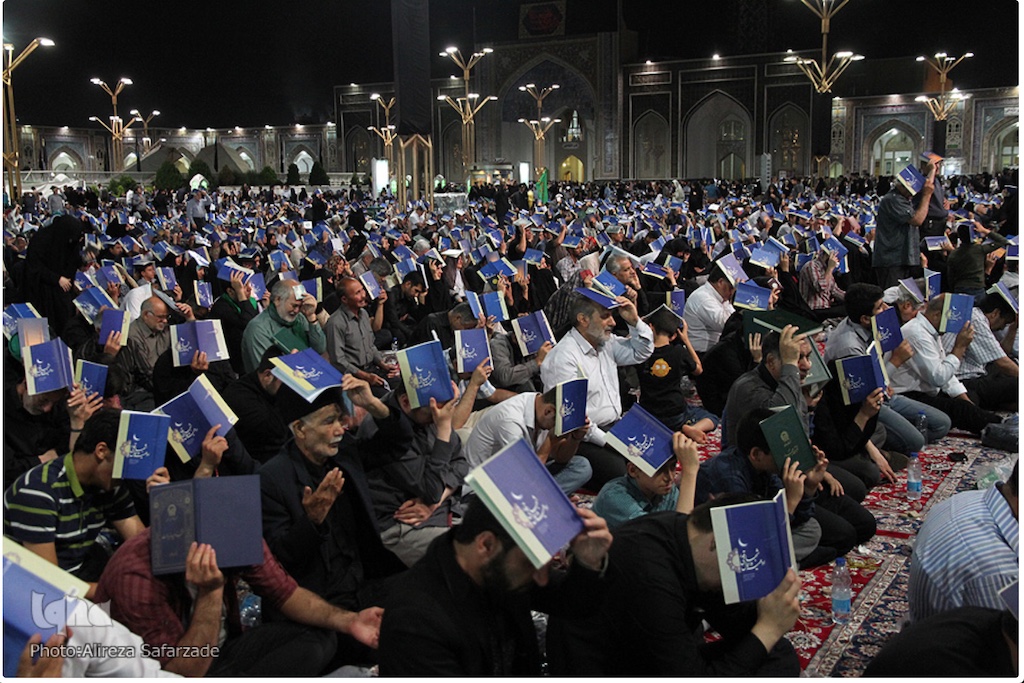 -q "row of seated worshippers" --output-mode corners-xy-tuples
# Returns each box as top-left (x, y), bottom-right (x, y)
(2, 172), (1018, 676)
